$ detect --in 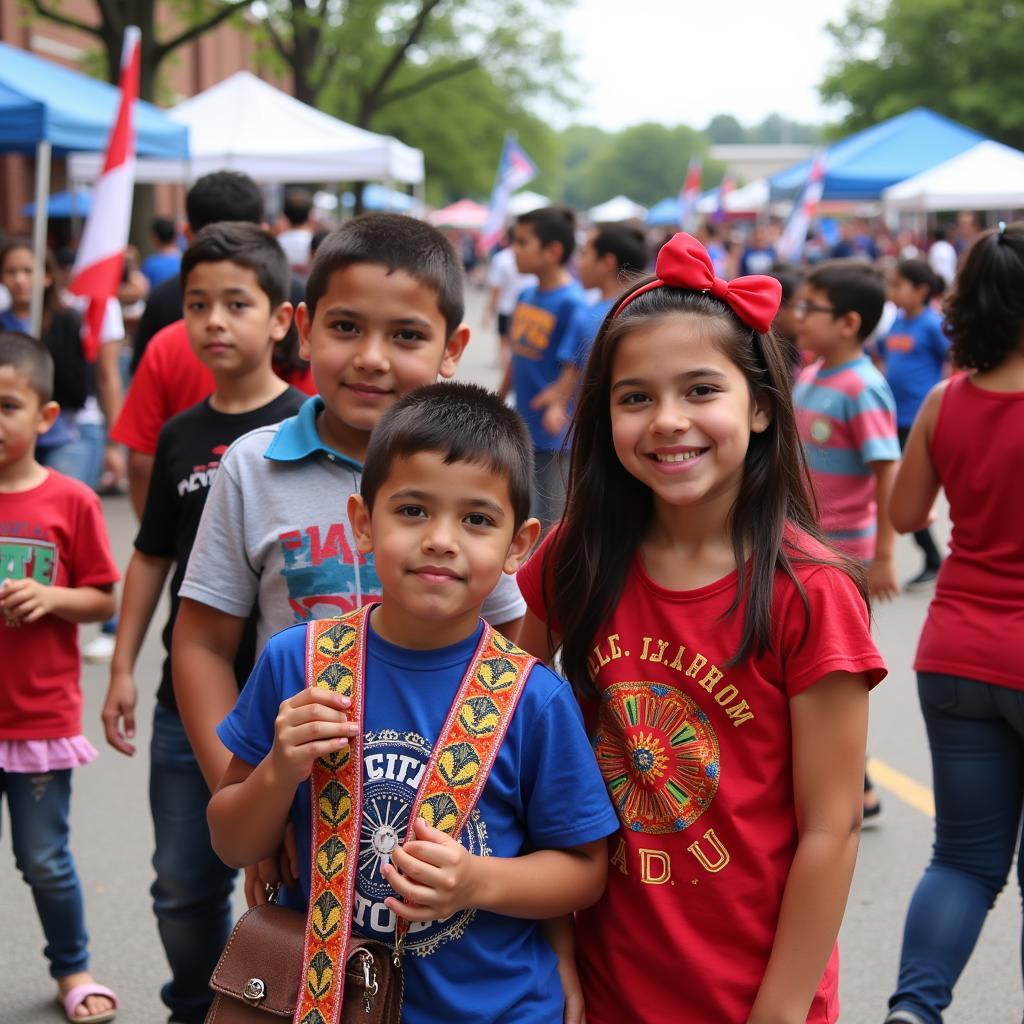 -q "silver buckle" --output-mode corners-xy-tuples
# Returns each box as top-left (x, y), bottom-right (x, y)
(243, 977), (266, 1004)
